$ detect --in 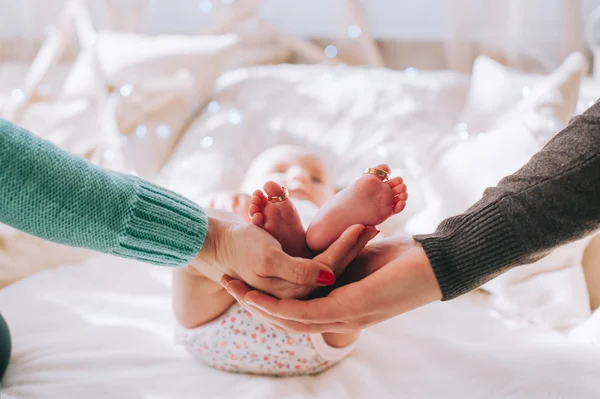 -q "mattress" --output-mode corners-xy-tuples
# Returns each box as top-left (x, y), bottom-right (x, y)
(1, 256), (599, 398)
